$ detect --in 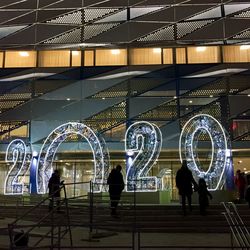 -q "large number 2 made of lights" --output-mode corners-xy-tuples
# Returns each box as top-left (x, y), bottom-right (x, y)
(4, 115), (232, 195)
